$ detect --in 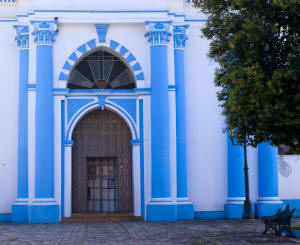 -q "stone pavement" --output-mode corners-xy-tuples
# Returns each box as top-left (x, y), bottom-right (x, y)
(1, 219), (300, 245)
